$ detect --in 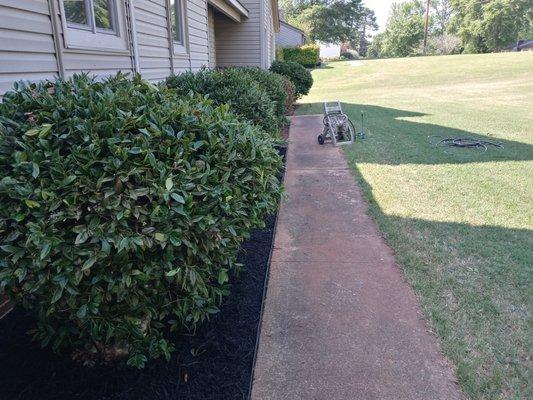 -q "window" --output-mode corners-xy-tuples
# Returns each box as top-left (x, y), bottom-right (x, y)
(60, 0), (128, 51)
(64, 0), (115, 31)
(170, 0), (187, 53)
